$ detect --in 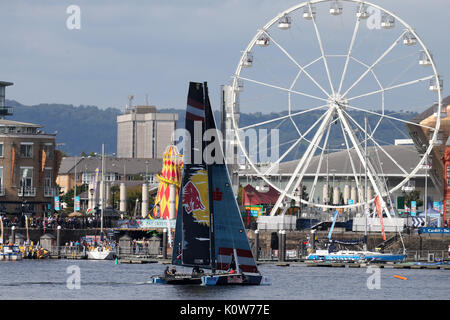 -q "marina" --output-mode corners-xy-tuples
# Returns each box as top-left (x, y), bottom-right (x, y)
(0, 0), (449, 306)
